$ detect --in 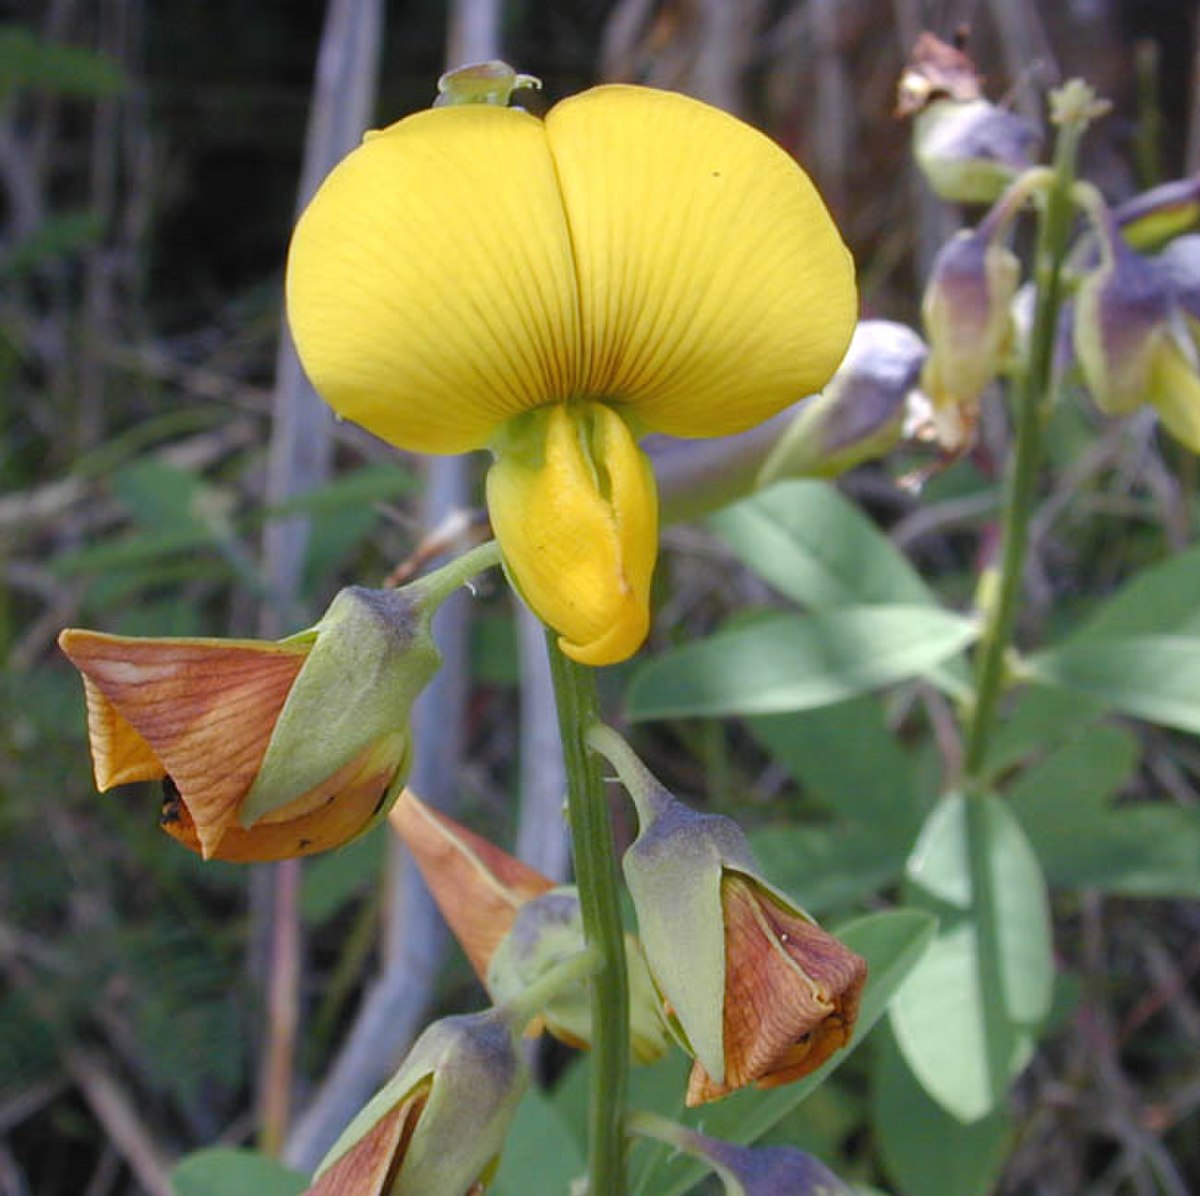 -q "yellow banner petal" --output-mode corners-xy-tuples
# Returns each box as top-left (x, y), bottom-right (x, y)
(546, 85), (857, 438)
(286, 105), (581, 454)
